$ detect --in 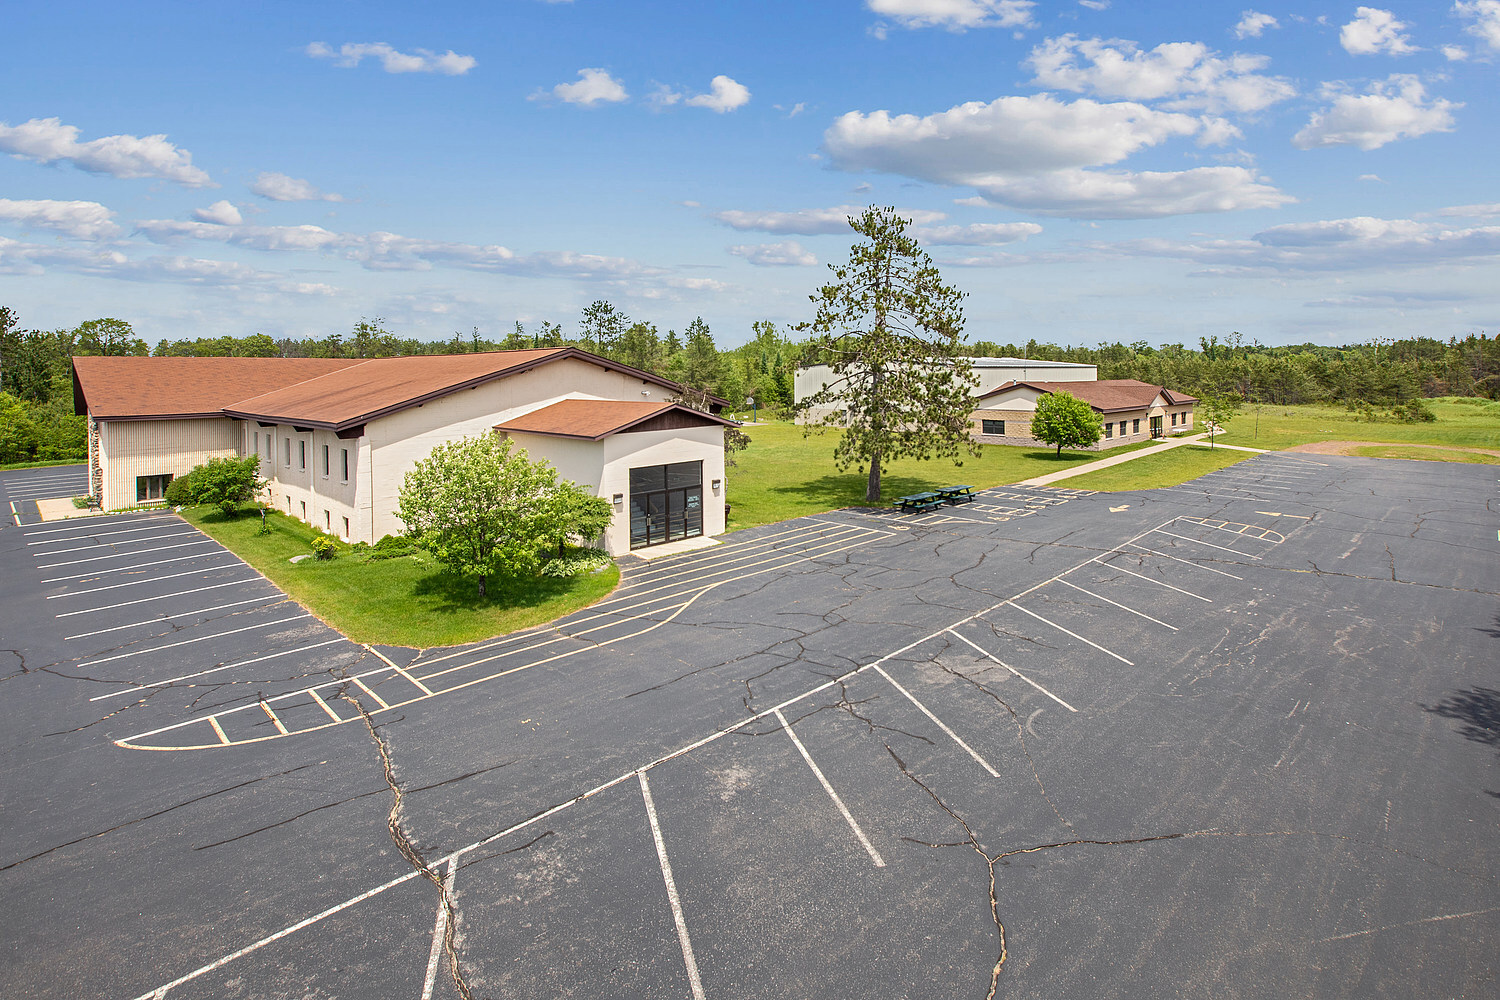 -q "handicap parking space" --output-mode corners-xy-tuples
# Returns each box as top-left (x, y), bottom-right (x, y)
(3, 456), (1498, 1000)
